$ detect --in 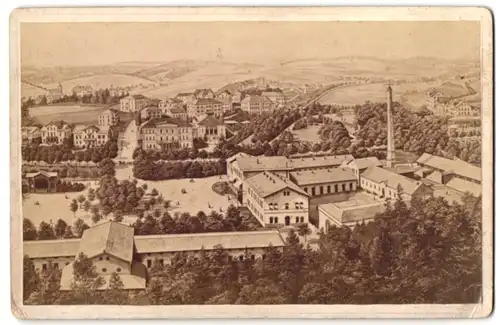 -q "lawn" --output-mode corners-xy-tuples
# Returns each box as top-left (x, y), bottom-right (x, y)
(291, 124), (322, 143)
(30, 105), (108, 125)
